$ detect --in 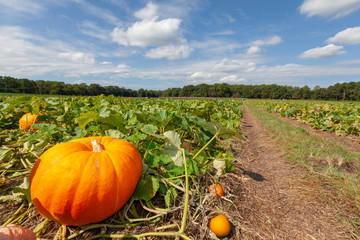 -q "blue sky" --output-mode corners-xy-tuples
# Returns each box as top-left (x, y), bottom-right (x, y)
(1, 0), (360, 90)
